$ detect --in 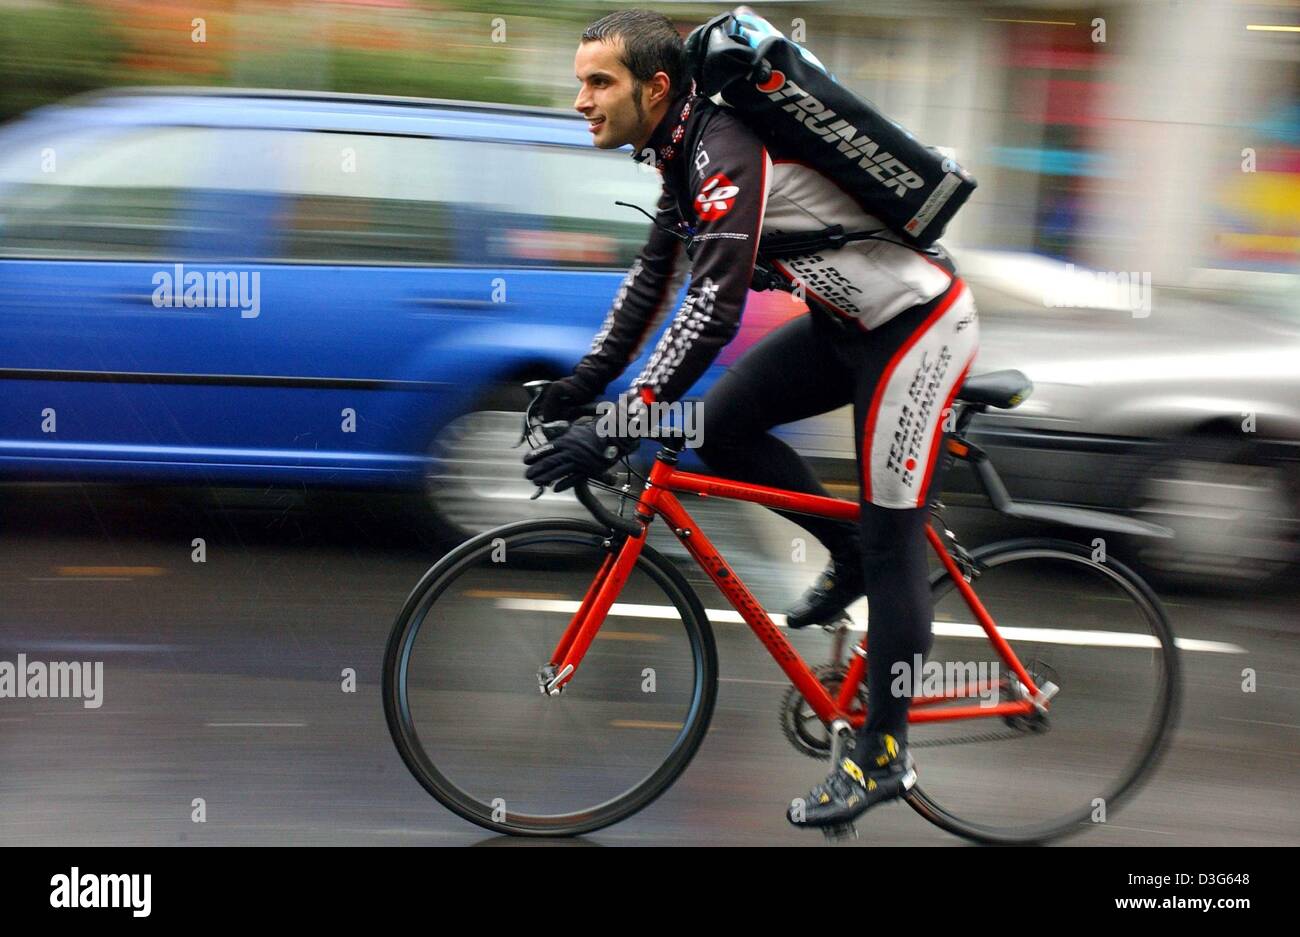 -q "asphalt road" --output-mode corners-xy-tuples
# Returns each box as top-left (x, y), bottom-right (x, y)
(0, 483), (1296, 846)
